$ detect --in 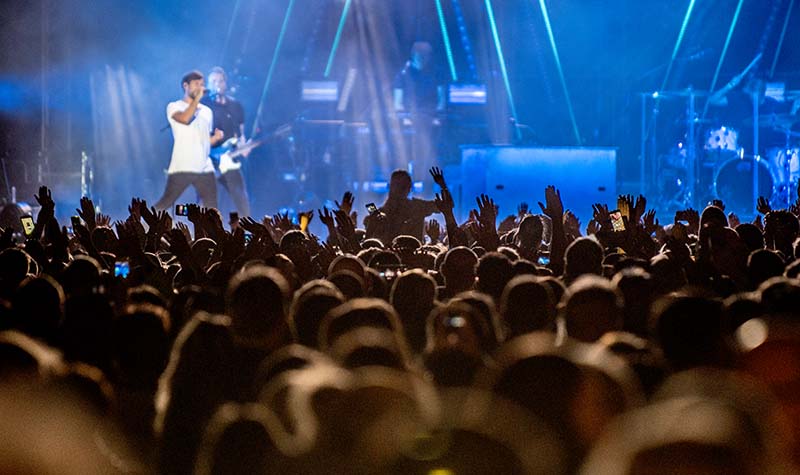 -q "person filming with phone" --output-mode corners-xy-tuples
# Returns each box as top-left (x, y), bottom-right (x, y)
(154, 70), (224, 211)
